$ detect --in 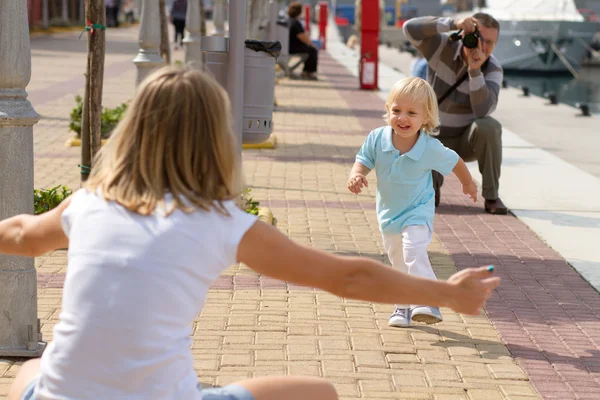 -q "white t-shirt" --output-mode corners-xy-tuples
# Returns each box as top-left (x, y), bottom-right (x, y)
(35, 189), (257, 399)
